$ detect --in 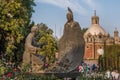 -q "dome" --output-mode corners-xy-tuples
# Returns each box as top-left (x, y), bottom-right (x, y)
(84, 24), (107, 37)
(84, 10), (107, 38)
